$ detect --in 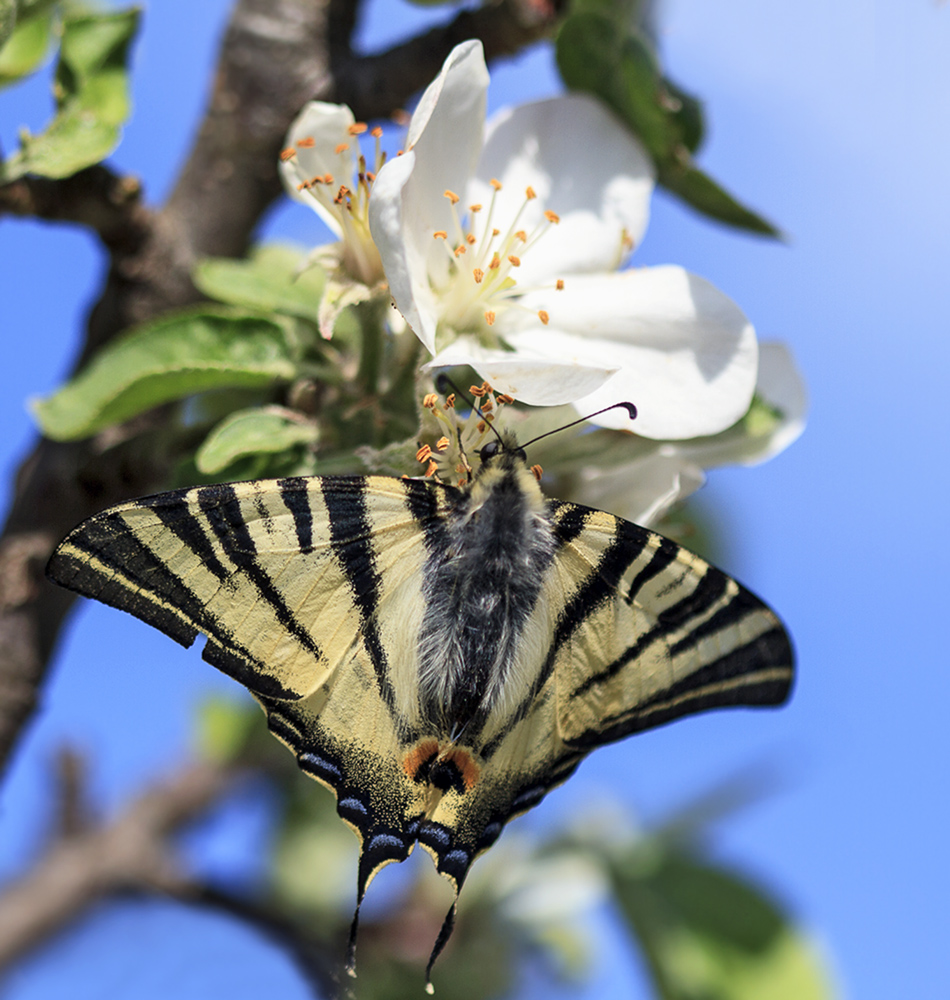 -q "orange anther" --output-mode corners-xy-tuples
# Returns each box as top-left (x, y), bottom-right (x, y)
(515, 230), (527, 242)
(422, 393), (439, 409)
(323, 172), (334, 184)
(473, 268), (485, 284)
(469, 203), (482, 213)
(425, 460), (439, 477)
(279, 147), (297, 161)
(444, 394), (456, 409)
(489, 253), (501, 270)
(497, 394), (514, 405)
(544, 210), (560, 224)
(371, 126), (383, 138)
(490, 178), (502, 191)
(525, 186), (537, 199)
(416, 444), (432, 463)
(469, 385), (487, 397)
(484, 311), (496, 326)
(466, 234), (477, 244)
(436, 436), (450, 451)
(296, 137), (316, 149)
(507, 255), (521, 267)
(454, 245), (467, 257)
(444, 189), (460, 204)
(348, 122), (368, 135)
(538, 310), (550, 325)
(433, 231), (448, 240)
(556, 279), (565, 290)
(335, 143), (350, 154)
